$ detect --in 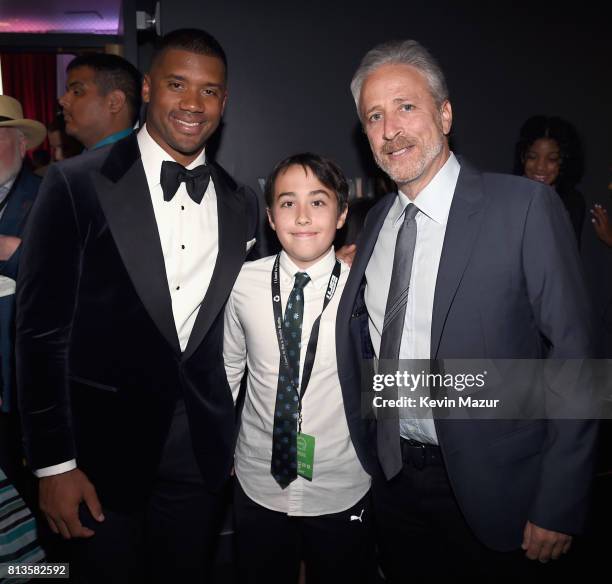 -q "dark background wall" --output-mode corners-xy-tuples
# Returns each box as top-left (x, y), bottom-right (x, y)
(156, 0), (612, 339)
